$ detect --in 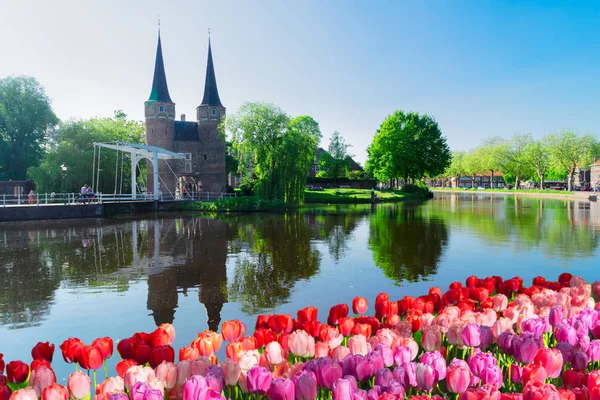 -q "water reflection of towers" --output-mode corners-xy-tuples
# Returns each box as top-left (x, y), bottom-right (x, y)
(145, 217), (228, 331)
